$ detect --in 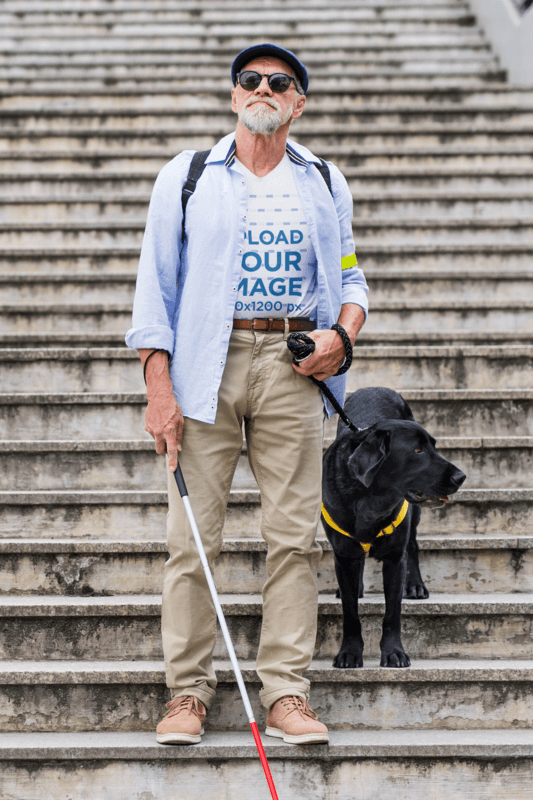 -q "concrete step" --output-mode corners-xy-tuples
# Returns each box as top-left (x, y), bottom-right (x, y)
(2, 729), (533, 800)
(1, 345), (533, 392)
(0, 487), (530, 540)
(0, 61), (500, 89)
(3, 330), (532, 348)
(5, 168), (533, 198)
(0, 19), (482, 37)
(0, 249), (139, 274)
(1, 244), (532, 276)
(2, 536), (533, 596)
(7, 101), (525, 120)
(0, 306), (132, 334)
(0, 245), (532, 277)
(0, 274), (136, 303)
(0, 35), (489, 59)
(0, 72), (507, 90)
(16, 268), (533, 305)
(0, 434), (528, 491)
(1, 389), (531, 441)
(2, 219), (533, 248)
(3, 148), (533, 174)
(355, 243), (533, 271)
(3, 126), (533, 152)
(365, 270), (533, 301)
(0, 0), (475, 8)
(2, 81), (522, 100)
(0, 272), (133, 302)
(363, 302), (533, 332)
(0, 658), (532, 733)
(0, 8), (479, 25)
(4, 194), (533, 222)
(0, 592), (532, 661)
